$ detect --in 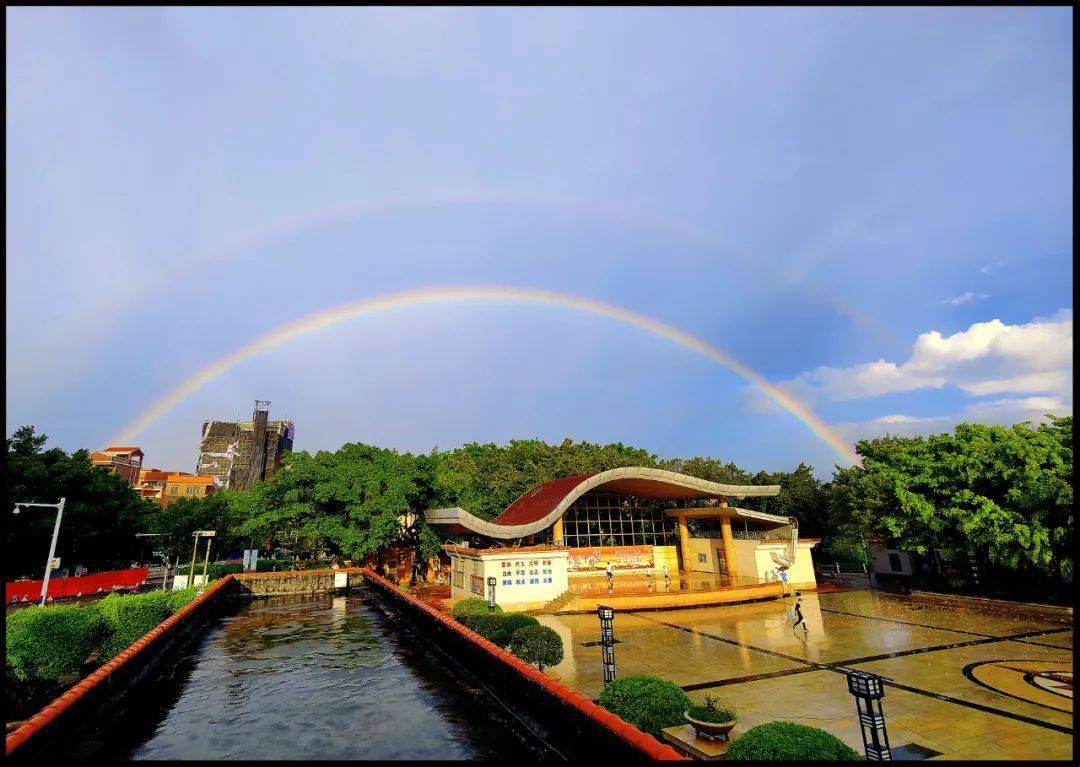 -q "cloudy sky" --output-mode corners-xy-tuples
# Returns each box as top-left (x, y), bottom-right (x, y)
(6, 7), (1072, 477)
